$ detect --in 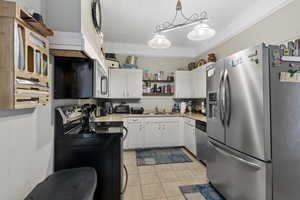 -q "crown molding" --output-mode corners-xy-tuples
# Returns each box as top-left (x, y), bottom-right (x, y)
(103, 41), (197, 58)
(194, 0), (295, 57)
